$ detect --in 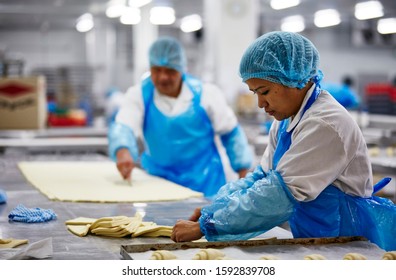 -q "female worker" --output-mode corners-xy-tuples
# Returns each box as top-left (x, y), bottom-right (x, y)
(171, 31), (396, 251)
(108, 37), (253, 198)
